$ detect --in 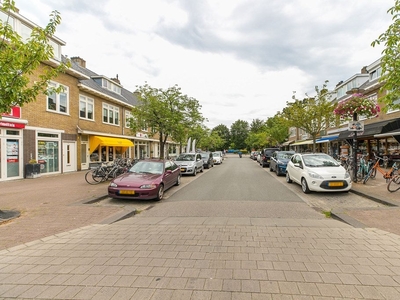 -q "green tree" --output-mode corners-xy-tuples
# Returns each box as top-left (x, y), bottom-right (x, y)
(372, 0), (400, 111)
(250, 118), (267, 133)
(211, 124), (230, 150)
(281, 81), (334, 152)
(0, 0), (69, 114)
(130, 83), (204, 159)
(230, 119), (249, 150)
(245, 131), (267, 150)
(265, 114), (289, 146)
